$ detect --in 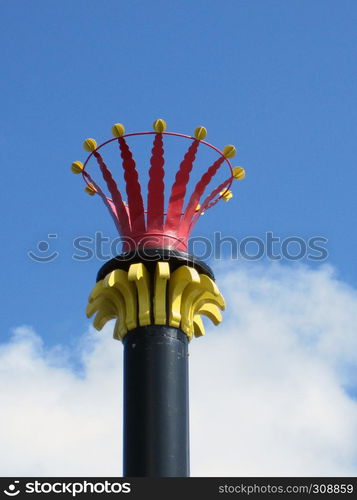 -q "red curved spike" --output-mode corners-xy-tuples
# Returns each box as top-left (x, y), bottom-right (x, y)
(82, 172), (122, 234)
(147, 133), (165, 231)
(179, 155), (225, 238)
(165, 139), (200, 232)
(187, 177), (231, 237)
(118, 137), (146, 234)
(93, 151), (130, 235)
